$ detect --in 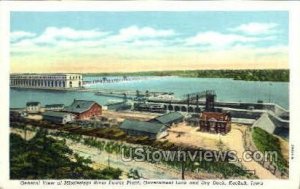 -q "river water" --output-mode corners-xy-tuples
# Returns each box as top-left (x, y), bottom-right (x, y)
(10, 76), (289, 109)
